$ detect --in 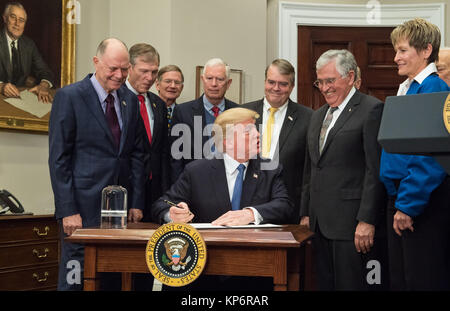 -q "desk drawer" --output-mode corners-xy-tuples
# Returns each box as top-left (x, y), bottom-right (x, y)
(0, 241), (58, 269)
(0, 217), (58, 243)
(0, 264), (58, 290)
